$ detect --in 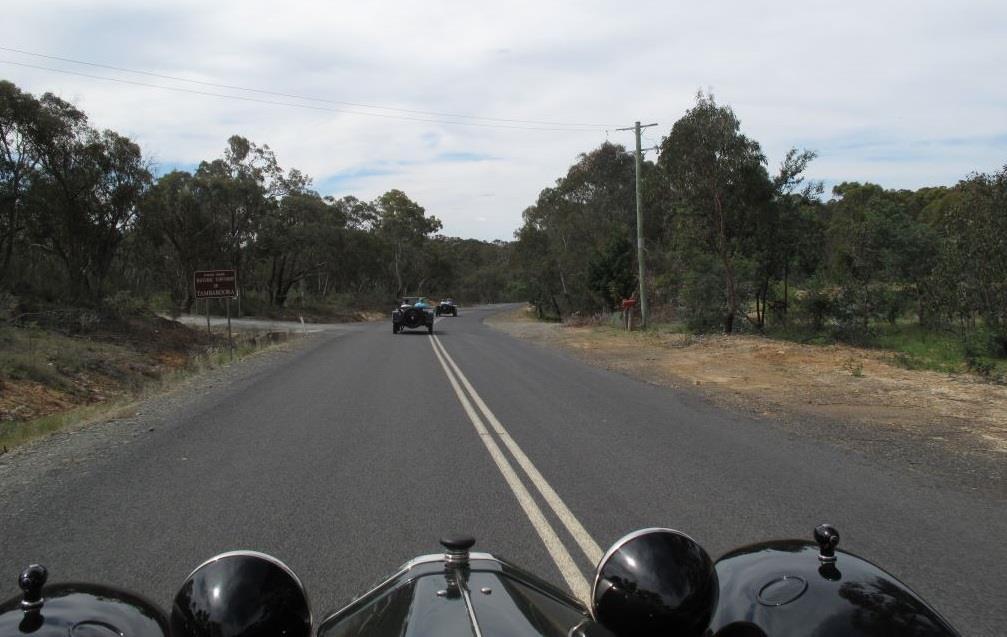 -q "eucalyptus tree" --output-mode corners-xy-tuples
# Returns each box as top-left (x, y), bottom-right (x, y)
(25, 93), (150, 301)
(658, 92), (771, 333)
(135, 170), (226, 312)
(372, 189), (442, 296)
(0, 81), (41, 286)
(514, 142), (638, 314)
(931, 167), (1007, 351)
